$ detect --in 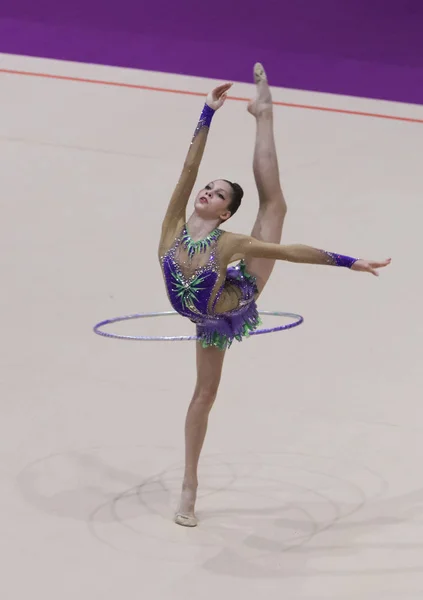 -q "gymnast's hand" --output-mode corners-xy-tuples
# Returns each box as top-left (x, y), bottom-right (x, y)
(206, 83), (232, 111)
(351, 257), (391, 276)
